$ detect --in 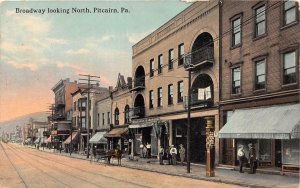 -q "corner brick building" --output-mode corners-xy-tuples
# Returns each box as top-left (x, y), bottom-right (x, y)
(219, 0), (300, 171)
